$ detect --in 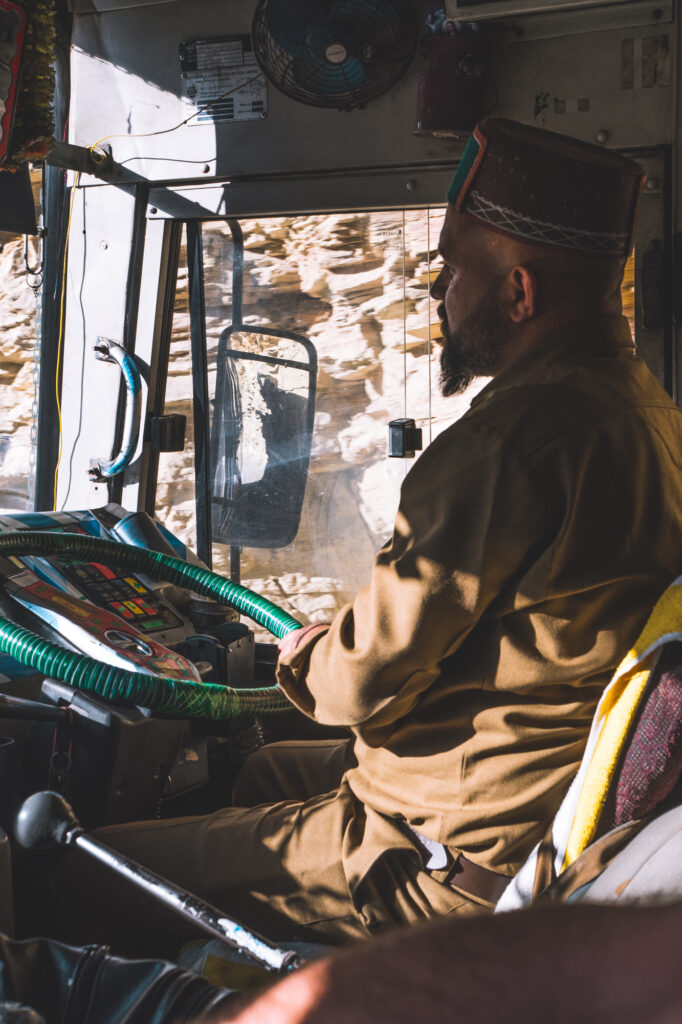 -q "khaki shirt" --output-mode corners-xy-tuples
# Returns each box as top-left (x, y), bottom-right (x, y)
(278, 315), (682, 879)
